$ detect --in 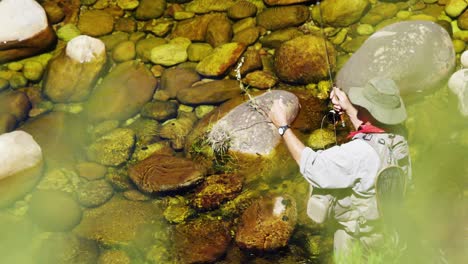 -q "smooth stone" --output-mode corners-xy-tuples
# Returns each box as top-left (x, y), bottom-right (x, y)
(34, 233), (99, 264)
(206, 14), (232, 47)
(112, 40), (136, 62)
(160, 67), (201, 98)
(187, 43), (213, 62)
(56, 23), (81, 42)
(448, 68), (468, 116)
(86, 60), (157, 122)
(77, 10), (114, 37)
(140, 100), (178, 121)
(260, 27), (304, 49)
(0, 113), (16, 134)
(177, 79), (241, 105)
(196, 42), (246, 77)
(28, 190), (82, 231)
(311, 0), (370, 27)
(0, 90), (31, 122)
(171, 13), (221, 41)
(136, 37), (167, 62)
(257, 5), (309, 31)
(227, 0), (257, 20)
(150, 43), (189, 66)
(445, 0), (468, 18)
(207, 90), (299, 155)
(243, 70), (279, 89)
(23, 60), (44, 81)
(336, 21), (456, 100)
(135, 0), (166, 20)
(76, 162), (107, 180)
(185, 0), (235, 14)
